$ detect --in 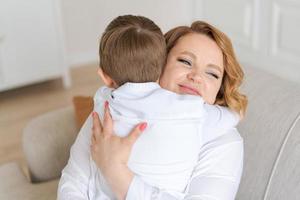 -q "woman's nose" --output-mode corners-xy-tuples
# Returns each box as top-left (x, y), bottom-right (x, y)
(187, 72), (202, 83)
